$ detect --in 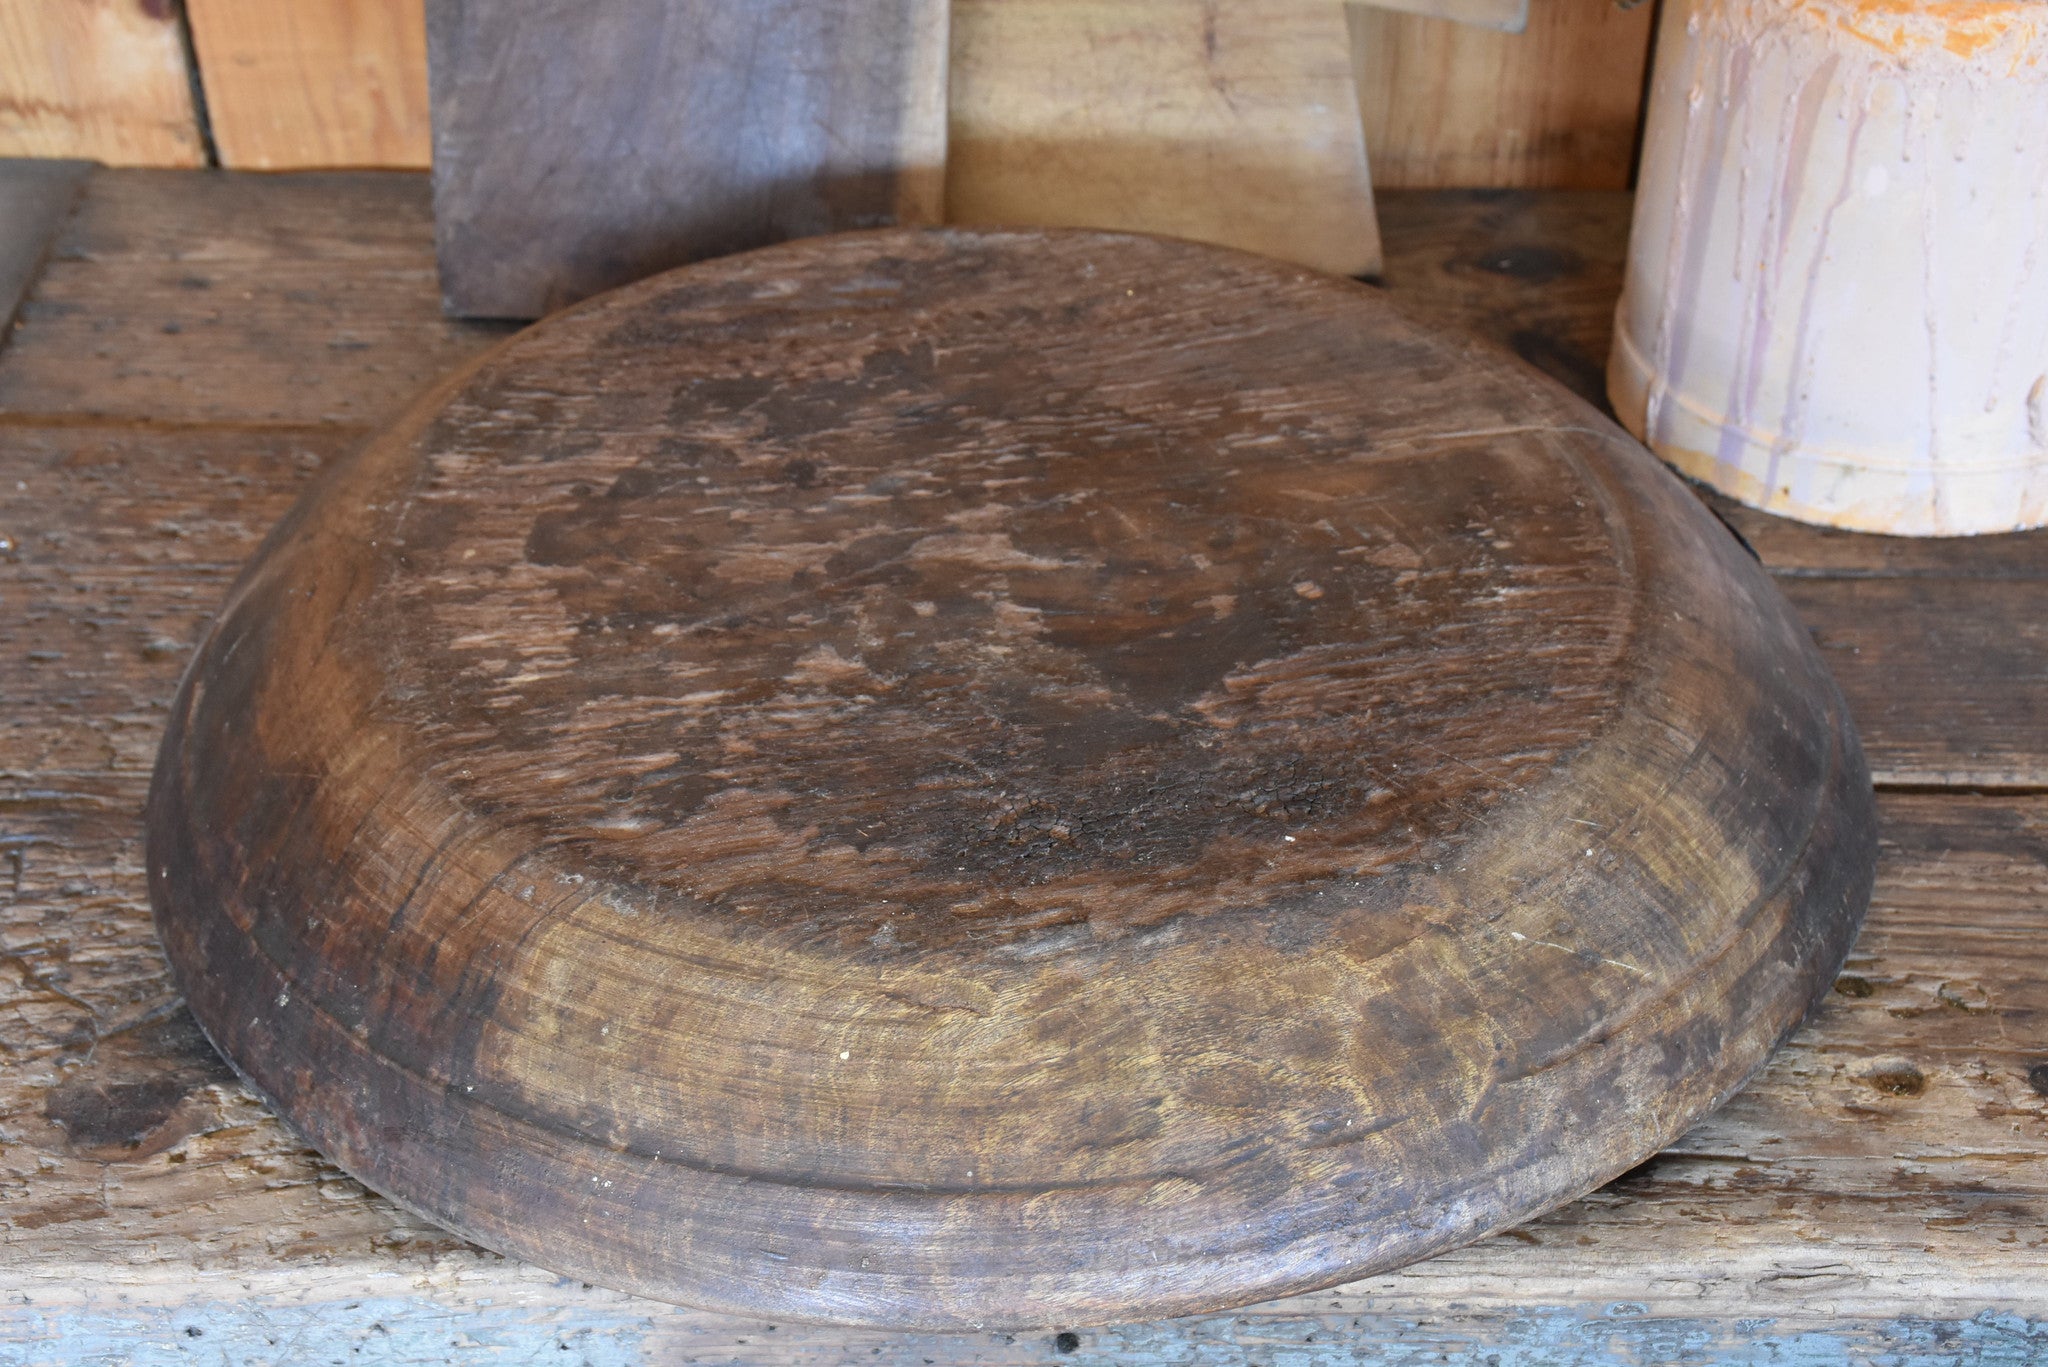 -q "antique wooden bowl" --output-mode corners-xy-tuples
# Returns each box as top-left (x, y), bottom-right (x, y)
(147, 228), (1875, 1329)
